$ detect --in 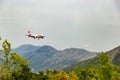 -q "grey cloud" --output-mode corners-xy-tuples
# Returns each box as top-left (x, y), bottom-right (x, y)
(0, 0), (120, 51)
